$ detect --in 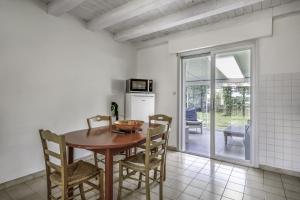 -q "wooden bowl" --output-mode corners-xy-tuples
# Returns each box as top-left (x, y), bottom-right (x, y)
(114, 120), (144, 132)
